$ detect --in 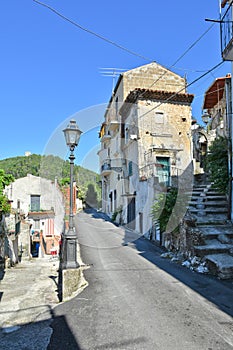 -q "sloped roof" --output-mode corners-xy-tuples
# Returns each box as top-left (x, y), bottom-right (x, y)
(221, 0), (229, 8)
(202, 76), (230, 110)
(119, 88), (194, 116)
